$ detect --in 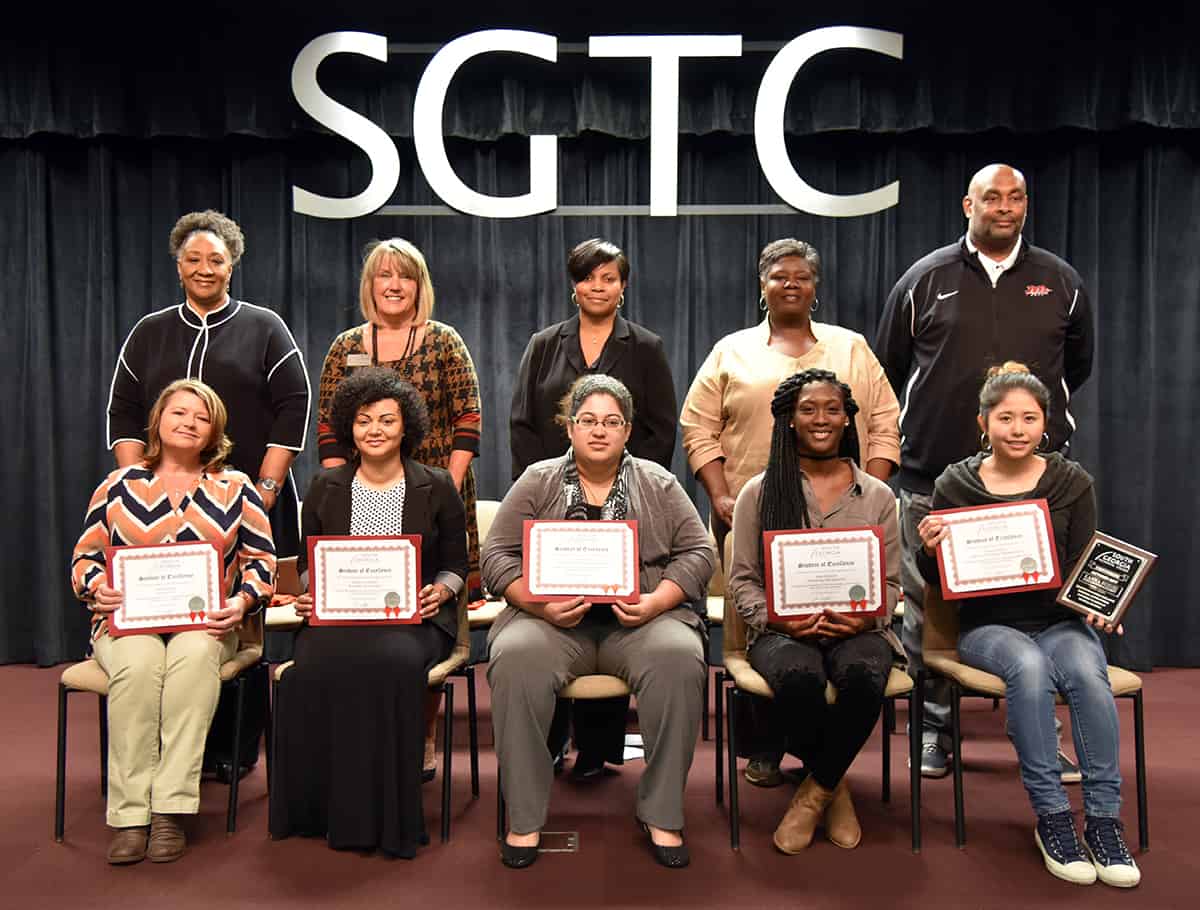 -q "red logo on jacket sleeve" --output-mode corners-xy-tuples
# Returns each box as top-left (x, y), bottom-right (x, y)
(1025, 284), (1052, 297)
